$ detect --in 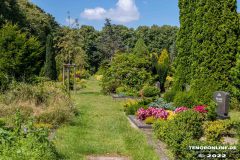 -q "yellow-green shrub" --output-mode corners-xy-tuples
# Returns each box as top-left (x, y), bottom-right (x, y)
(145, 116), (156, 124)
(203, 120), (234, 142)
